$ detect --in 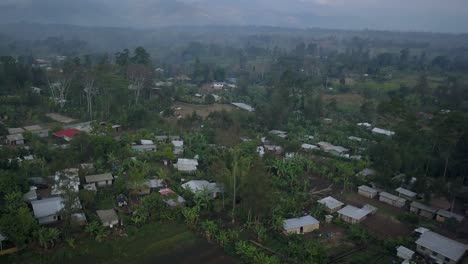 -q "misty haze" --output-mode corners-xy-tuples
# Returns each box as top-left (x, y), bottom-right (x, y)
(0, 1), (468, 264)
